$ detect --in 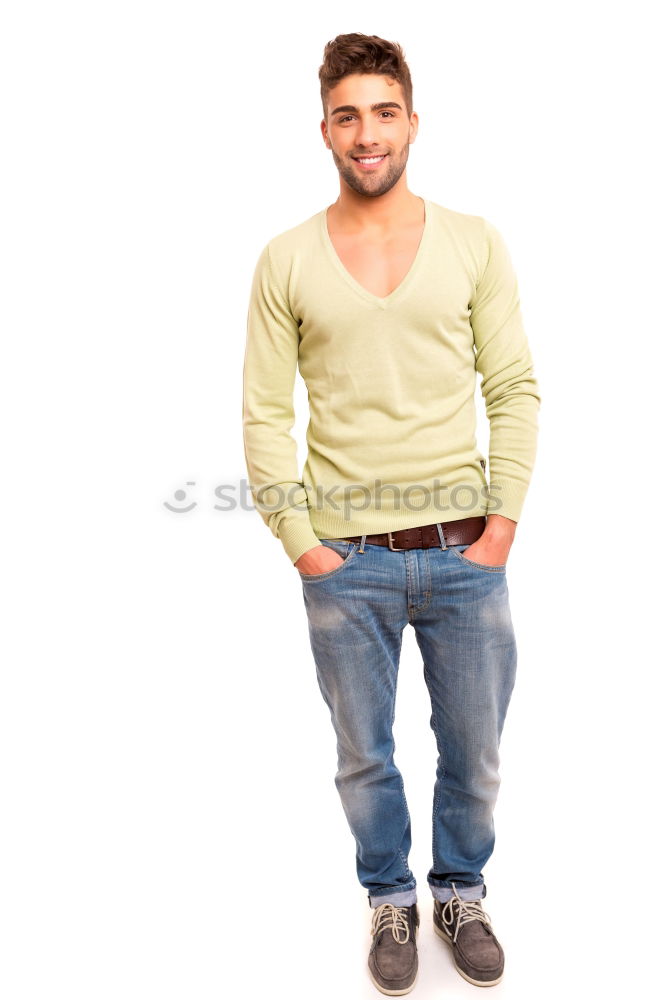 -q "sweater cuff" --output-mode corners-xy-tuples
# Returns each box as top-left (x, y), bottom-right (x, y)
(277, 512), (323, 565)
(486, 478), (531, 523)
